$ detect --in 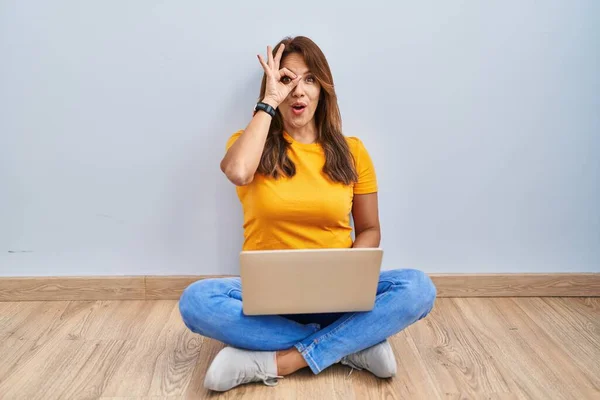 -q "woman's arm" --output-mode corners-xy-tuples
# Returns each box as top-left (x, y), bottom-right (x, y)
(220, 111), (273, 186)
(351, 192), (381, 248)
(220, 44), (301, 186)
